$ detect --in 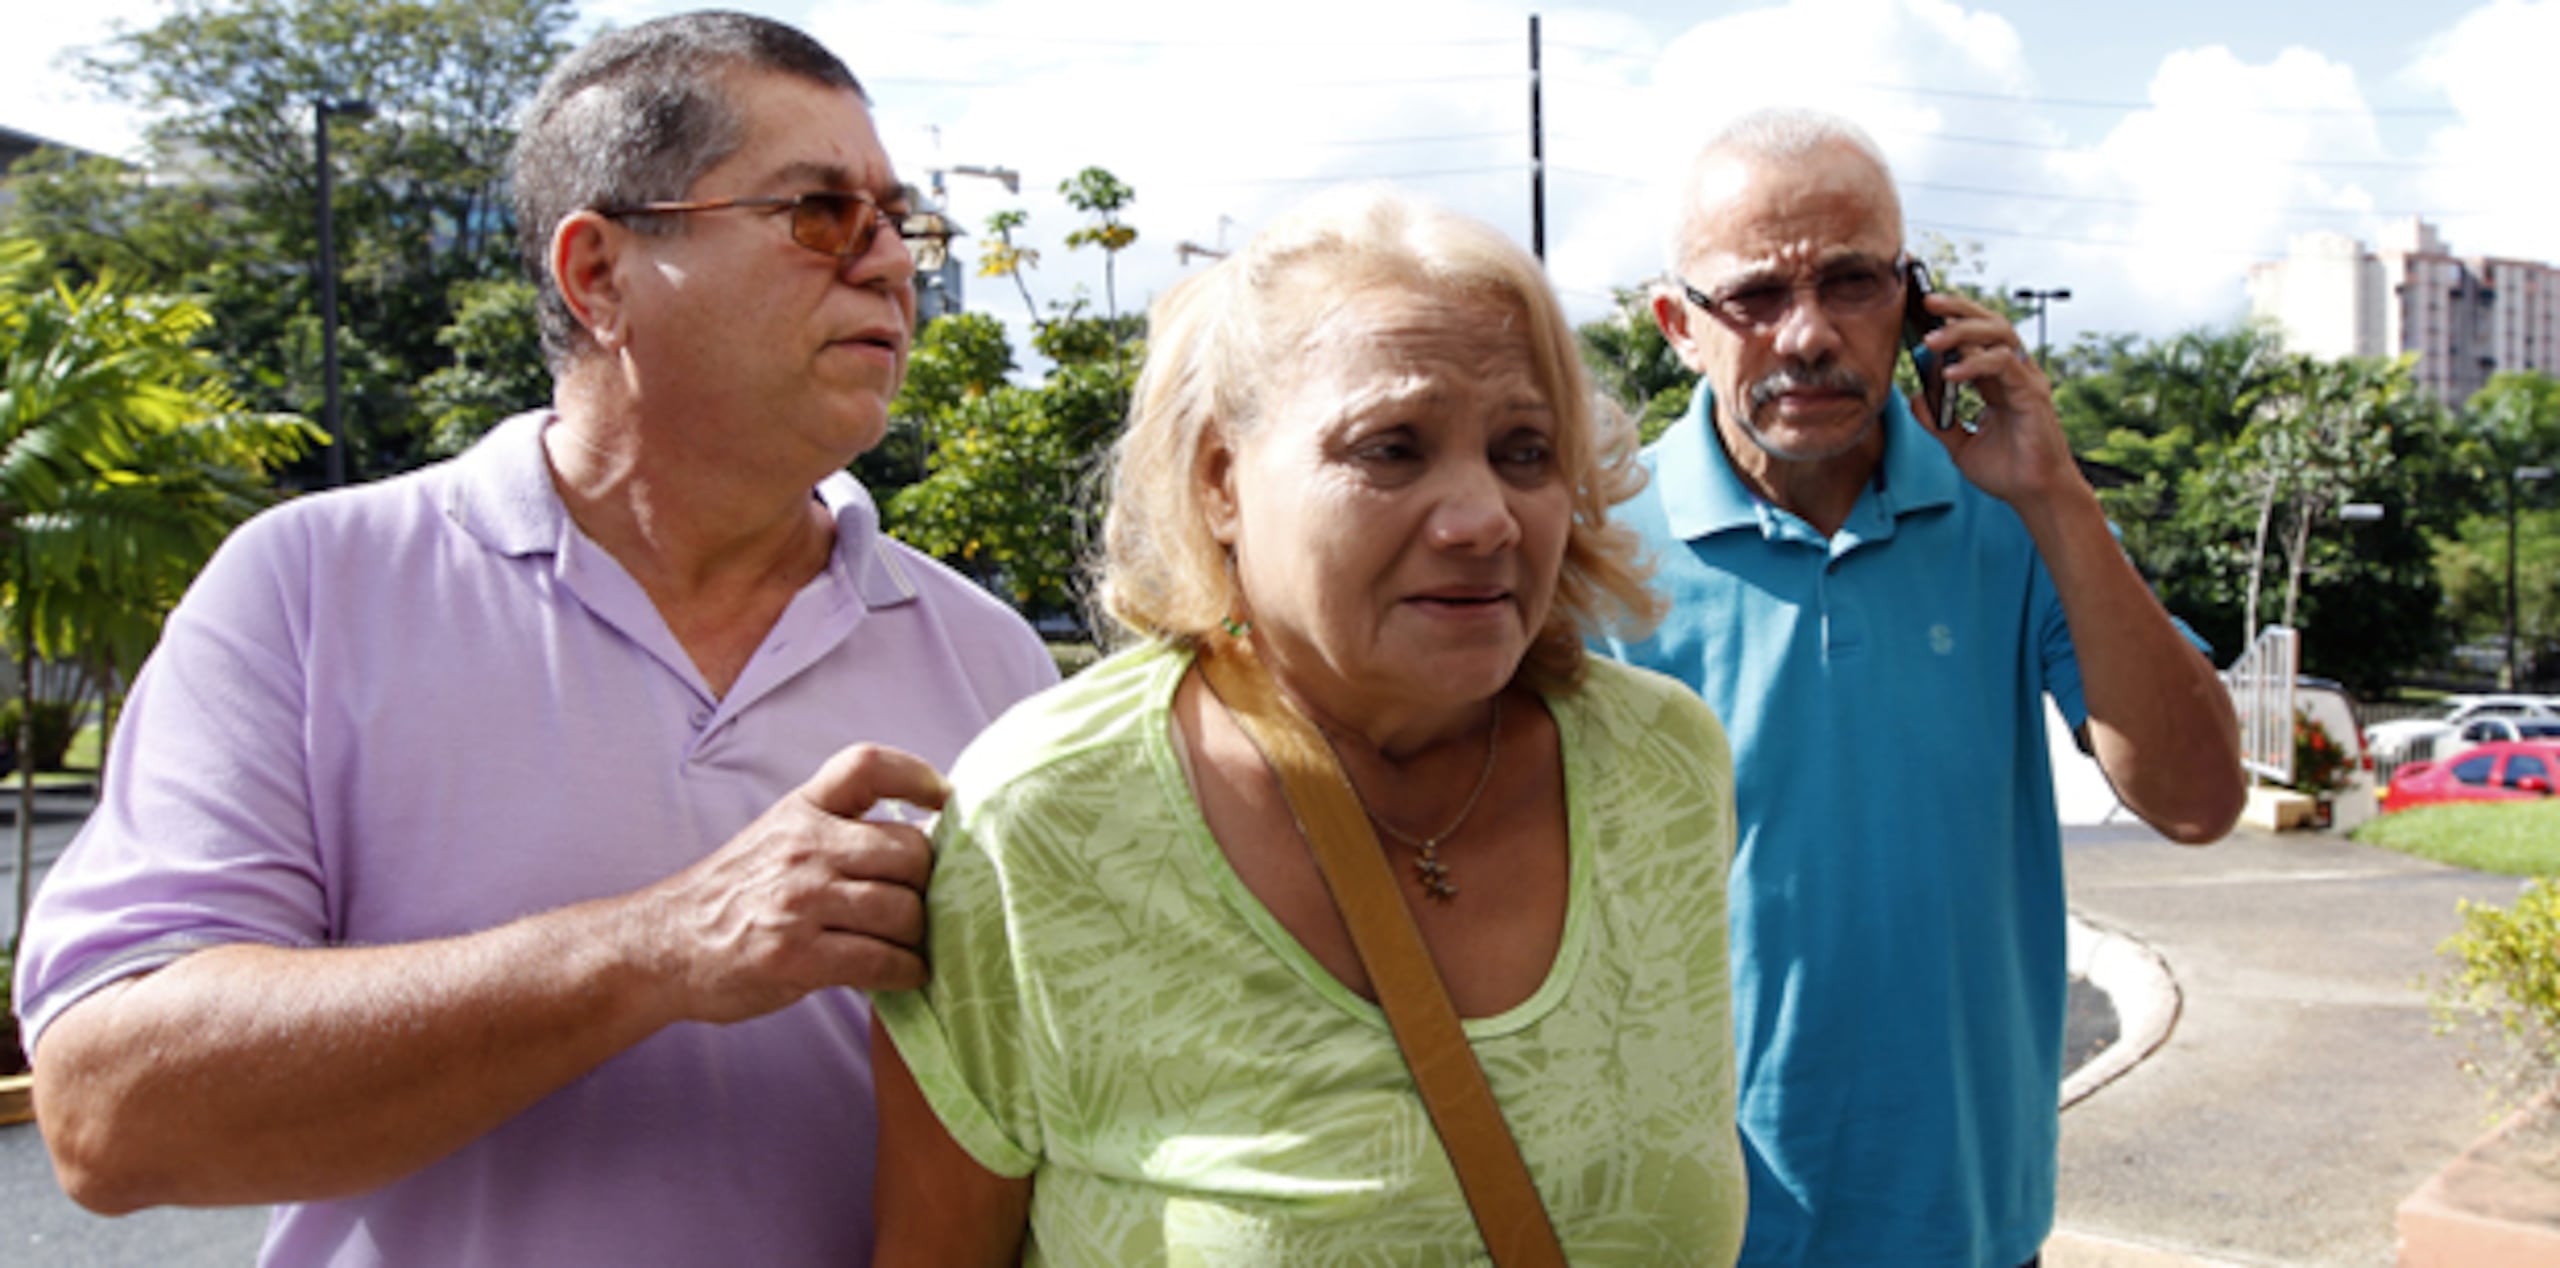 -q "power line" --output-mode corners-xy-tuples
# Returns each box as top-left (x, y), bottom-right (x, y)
(1856, 78), (2455, 118)
(1152, 164), (1519, 190)
(1901, 178), (2478, 222)
(872, 70), (1518, 90)
(1906, 217), (2279, 260)
(1293, 130), (1517, 149)
(1869, 123), (2479, 172)
(1541, 60), (2454, 119)
(1536, 130), (2478, 198)
(1545, 40), (1666, 65)
(1549, 164), (1644, 186)
(865, 28), (1514, 52)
